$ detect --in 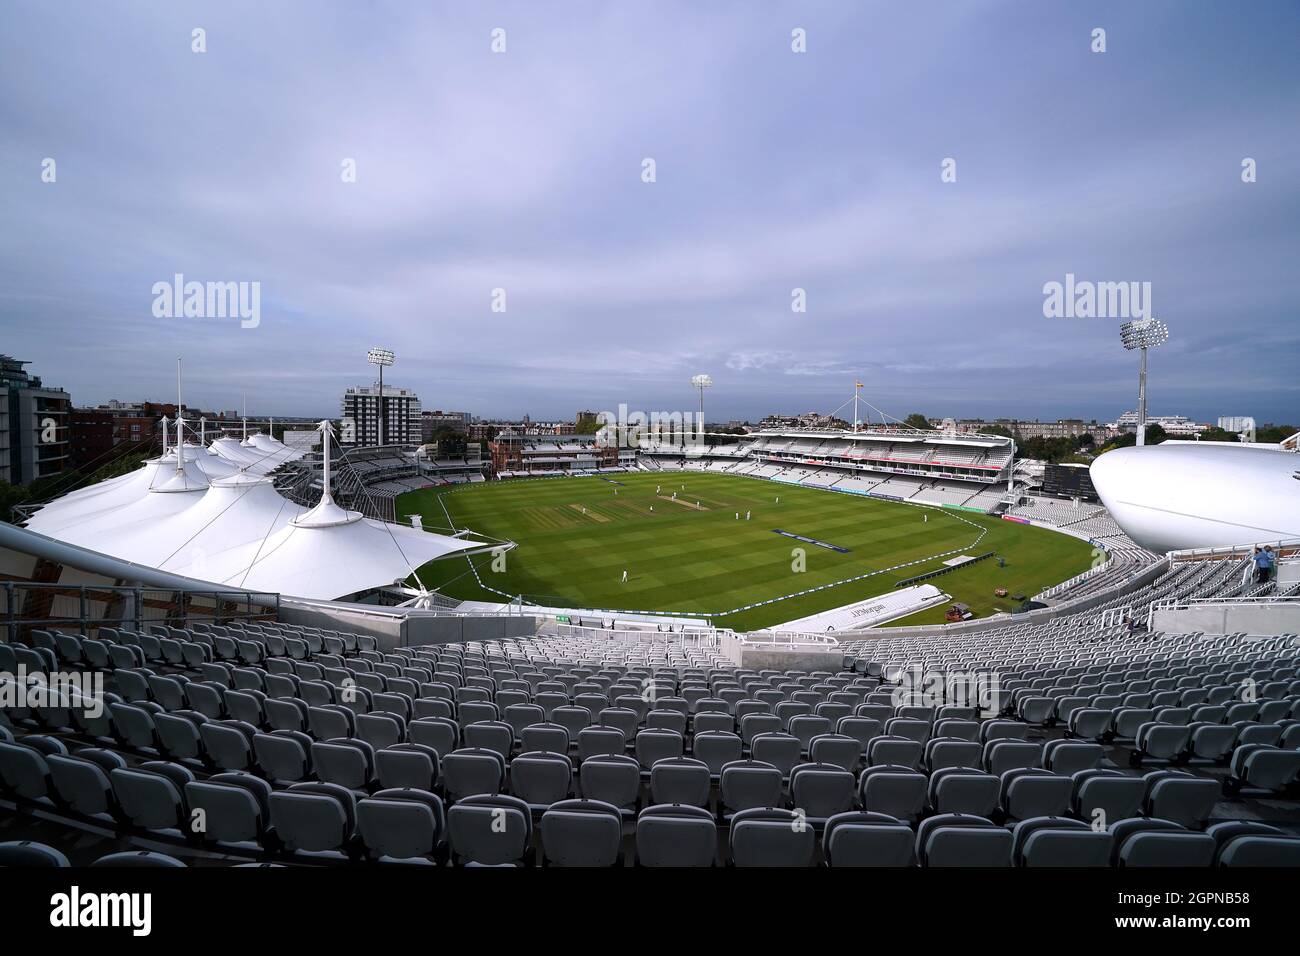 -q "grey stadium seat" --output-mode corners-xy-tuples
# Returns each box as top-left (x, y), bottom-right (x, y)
(928, 767), (999, 817)
(254, 731), (313, 785)
(720, 760), (784, 818)
(822, 811), (915, 867)
(636, 804), (717, 867)
(859, 765), (927, 823)
(1042, 740), (1104, 776)
(540, 799), (623, 867)
(789, 763), (856, 823)
(730, 807), (816, 867)
(917, 814), (1012, 867)
(184, 773), (271, 846)
(1072, 769), (1146, 826)
(1227, 744), (1300, 795)
(110, 762), (194, 835)
(634, 729), (684, 771)
(311, 739), (375, 793)
(1142, 771), (1220, 829)
(520, 722), (570, 755)
(925, 738), (982, 772)
(441, 748), (506, 801)
(448, 794), (532, 866)
(649, 757), (711, 808)
(578, 754), (641, 814)
(47, 749), (126, 820)
(0, 841), (70, 867)
(1000, 769), (1073, 822)
(510, 751), (574, 811)
(90, 851), (187, 867)
(808, 733), (863, 772)
(376, 743), (439, 792)
(750, 733), (802, 777)
(358, 792), (443, 862)
(0, 741), (55, 802)
(1118, 829), (1216, 867)
(1014, 817), (1111, 867)
(692, 731), (743, 776)
(269, 782), (356, 858)
(1217, 835), (1300, 867)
